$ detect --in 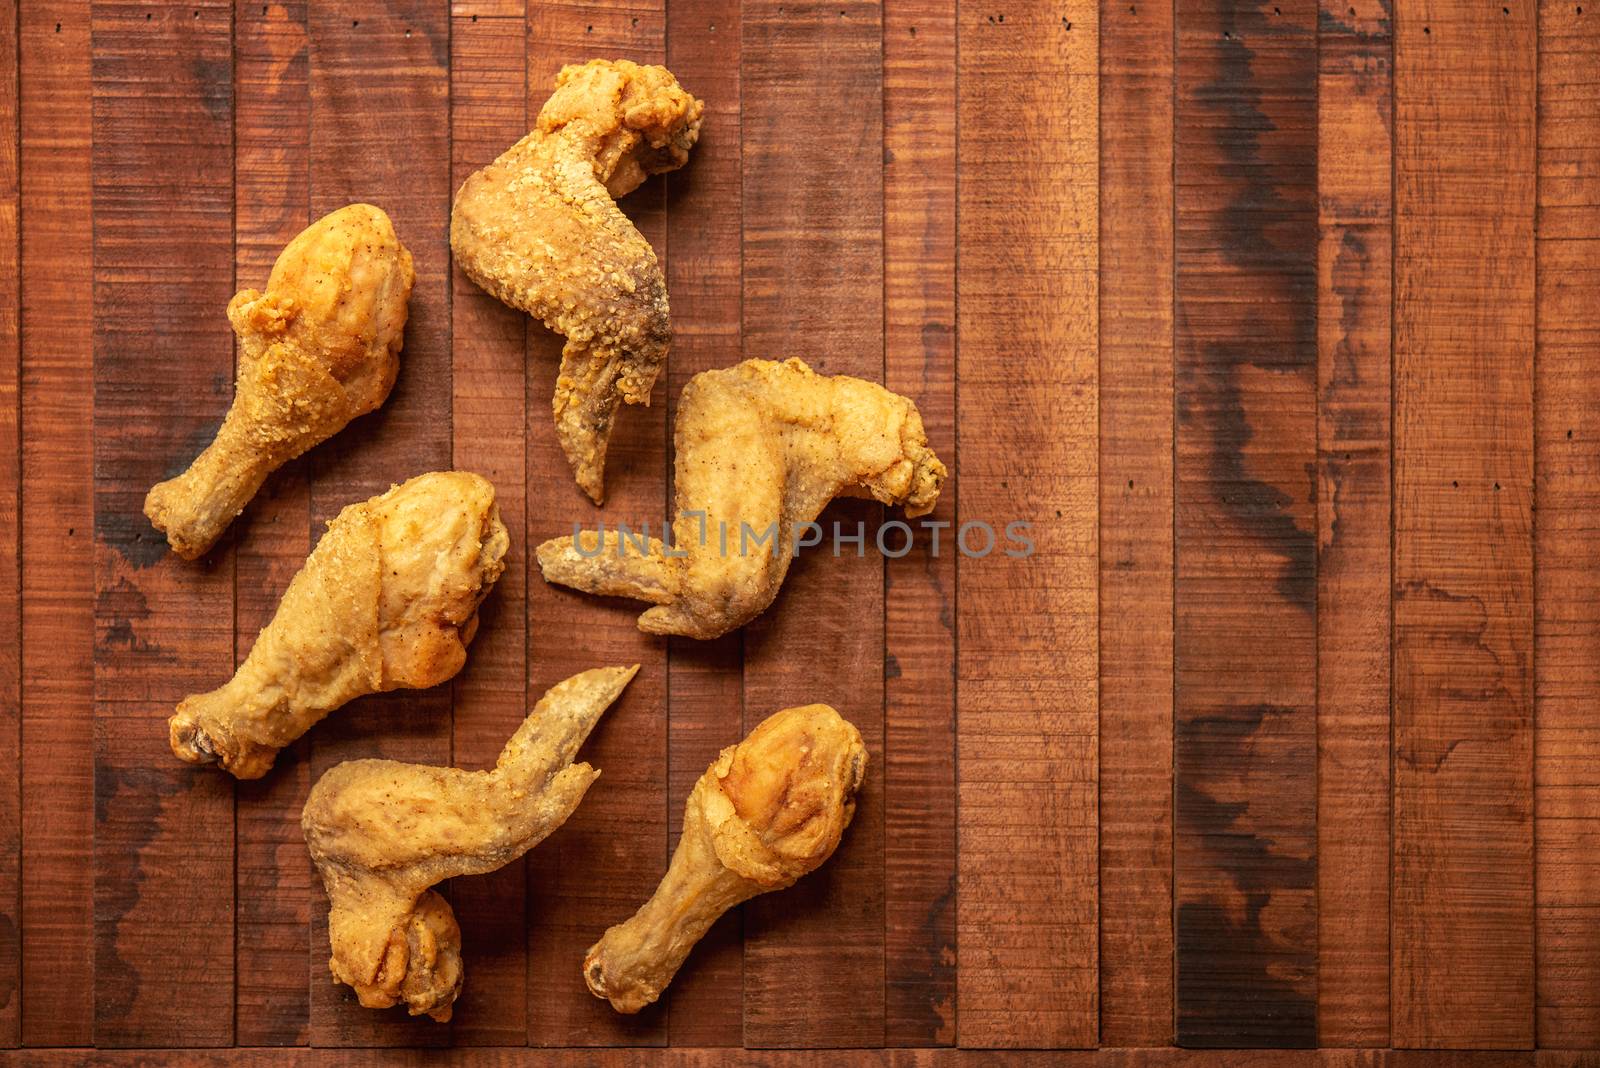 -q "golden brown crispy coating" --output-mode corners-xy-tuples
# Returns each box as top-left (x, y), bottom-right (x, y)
(304, 665), (637, 1021)
(537, 357), (947, 639)
(450, 58), (704, 503)
(145, 204), (415, 559)
(169, 472), (509, 780)
(583, 703), (867, 1013)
